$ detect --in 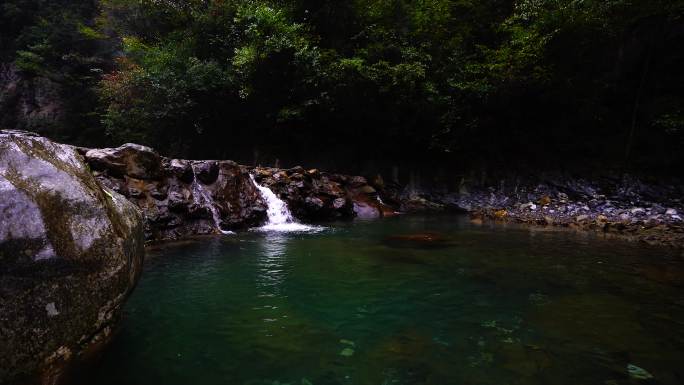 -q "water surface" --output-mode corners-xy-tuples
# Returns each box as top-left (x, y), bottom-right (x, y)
(76, 215), (684, 385)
